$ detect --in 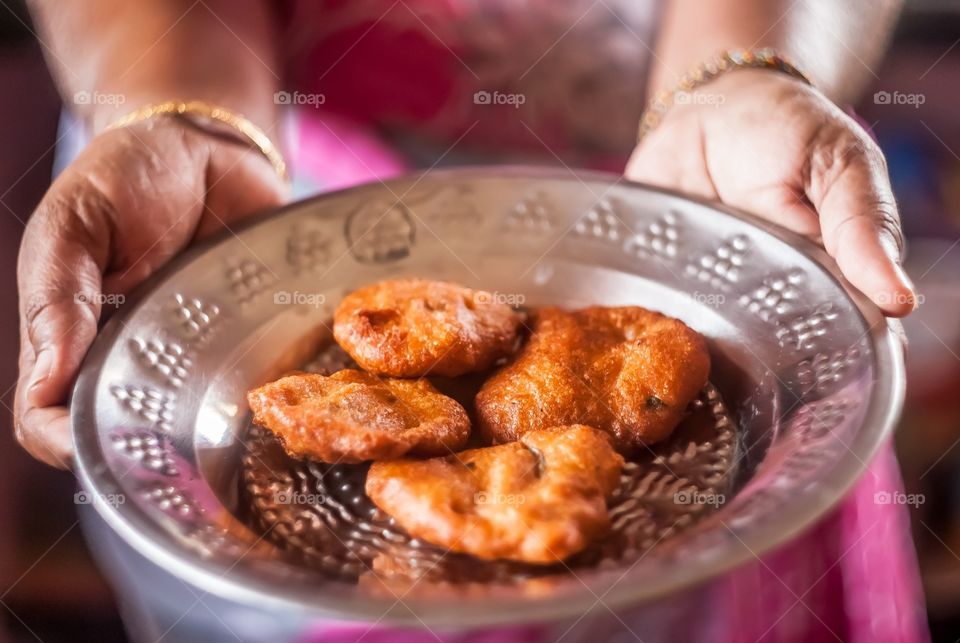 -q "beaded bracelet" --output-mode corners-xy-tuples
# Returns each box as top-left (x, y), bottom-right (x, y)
(638, 48), (812, 141)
